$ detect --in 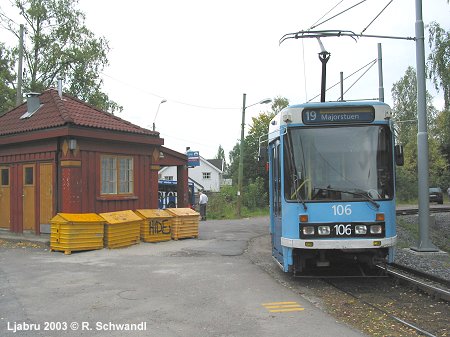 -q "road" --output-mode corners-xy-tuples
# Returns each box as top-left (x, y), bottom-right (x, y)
(0, 217), (366, 337)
